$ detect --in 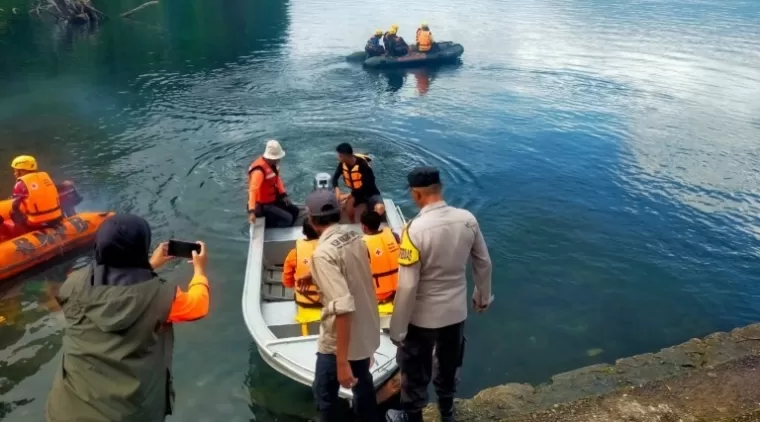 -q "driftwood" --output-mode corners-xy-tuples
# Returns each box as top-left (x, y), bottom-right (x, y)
(27, 0), (158, 24)
(120, 0), (158, 18)
(29, 0), (106, 23)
